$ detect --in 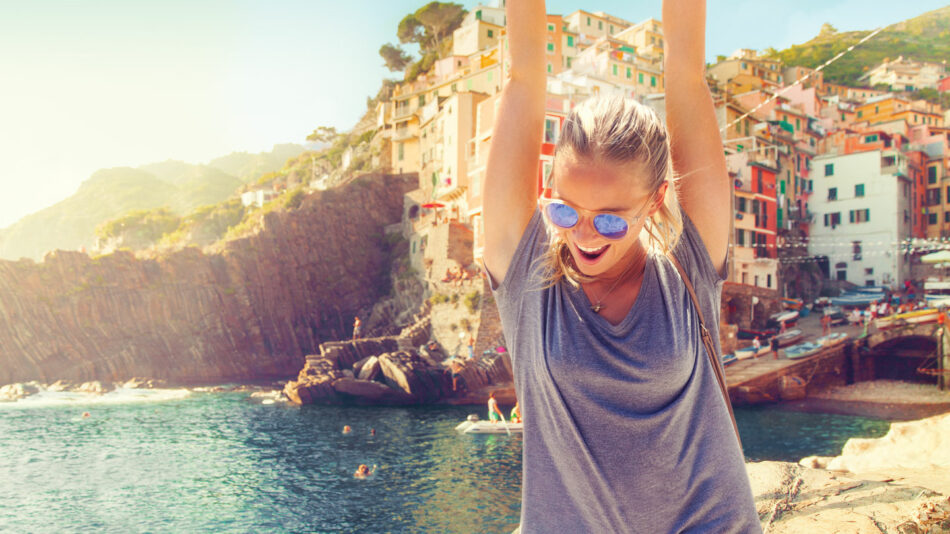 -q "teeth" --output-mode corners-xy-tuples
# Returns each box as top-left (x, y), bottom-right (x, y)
(578, 244), (607, 254)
